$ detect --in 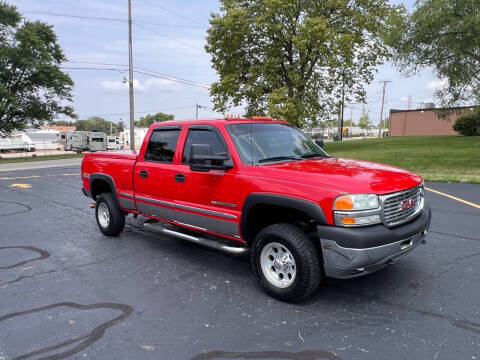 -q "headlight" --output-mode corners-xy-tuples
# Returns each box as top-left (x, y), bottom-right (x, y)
(333, 193), (381, 227)
(333, 194), (379, 211)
